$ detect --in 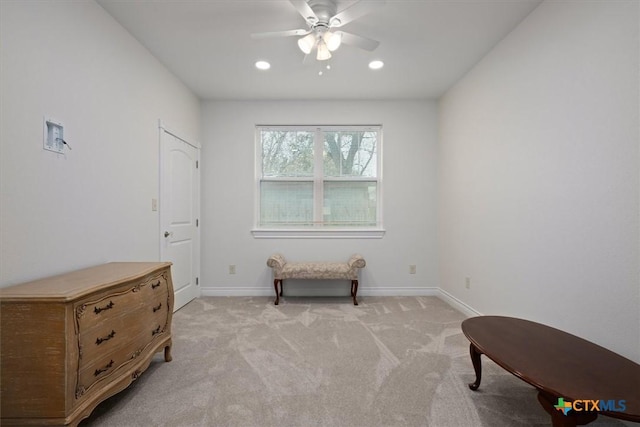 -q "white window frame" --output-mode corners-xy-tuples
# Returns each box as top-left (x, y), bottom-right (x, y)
(252, 125), (385, 239)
